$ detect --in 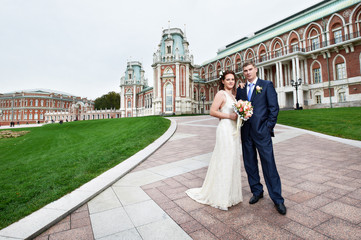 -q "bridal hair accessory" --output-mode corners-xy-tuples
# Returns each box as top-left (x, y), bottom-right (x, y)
(233, 100), (253, 135)
(219, 71), (224, 79)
